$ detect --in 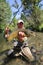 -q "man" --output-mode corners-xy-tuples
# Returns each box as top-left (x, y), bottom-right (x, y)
(7, 19), (35, 62)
